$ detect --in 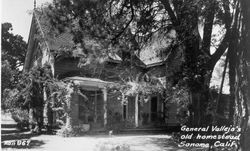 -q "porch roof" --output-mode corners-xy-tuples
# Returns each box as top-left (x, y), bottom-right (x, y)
(64, 76), (115, 90)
